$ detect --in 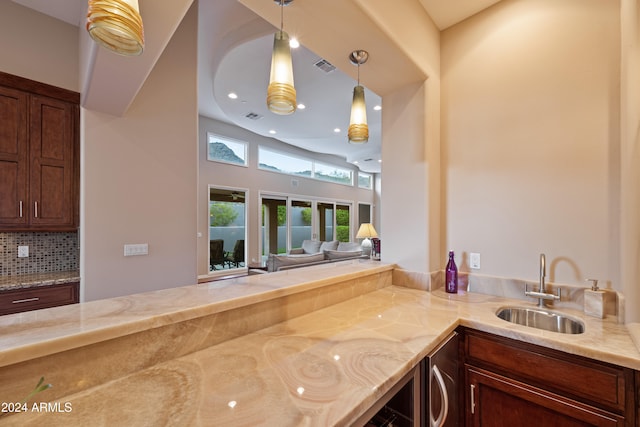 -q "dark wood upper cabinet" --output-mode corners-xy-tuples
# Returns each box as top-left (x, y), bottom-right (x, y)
(0, 72), (79, 231)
